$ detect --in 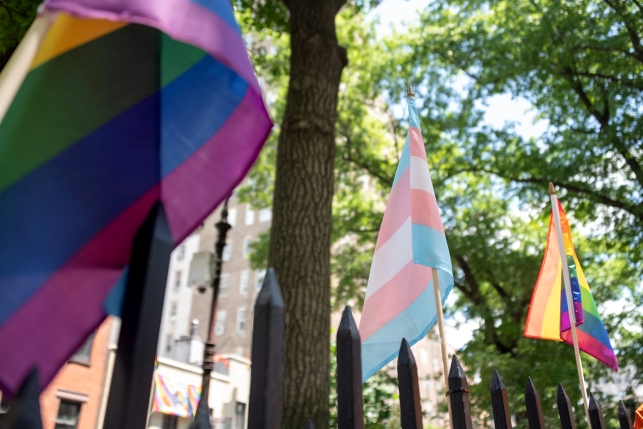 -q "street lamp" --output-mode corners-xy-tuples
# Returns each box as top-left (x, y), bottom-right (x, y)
(191, 198), (231, 428)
